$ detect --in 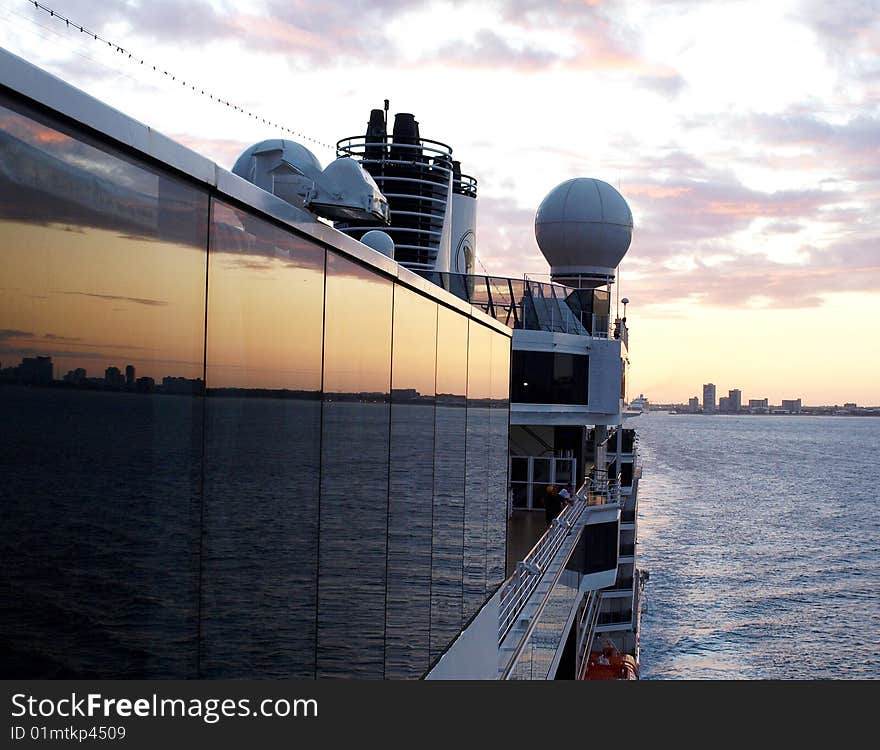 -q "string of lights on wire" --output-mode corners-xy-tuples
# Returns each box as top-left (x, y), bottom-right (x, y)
(27, 1), (335, 151)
